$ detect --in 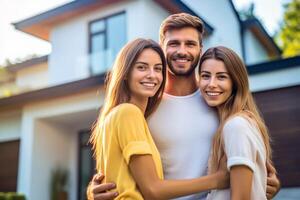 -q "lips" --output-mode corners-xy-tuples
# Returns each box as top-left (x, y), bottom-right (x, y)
(174, 59), (190, 63)
(140, 82), (157, 88)
(206, 91), (222, 96)
(171, 54), (192, 63)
